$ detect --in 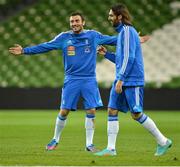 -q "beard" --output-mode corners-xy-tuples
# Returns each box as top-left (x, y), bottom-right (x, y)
(72, 26), (83, 34)
(109, 19), (119, 27)
(113, 21), (120, 27)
